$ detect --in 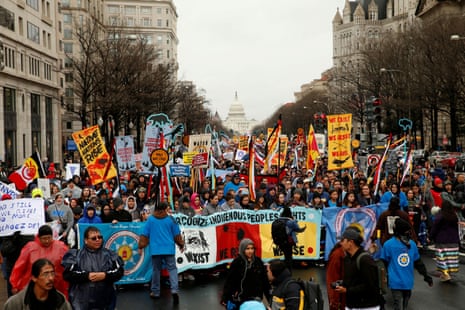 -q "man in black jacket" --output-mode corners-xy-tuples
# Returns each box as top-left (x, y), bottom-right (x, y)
(334, 227), (383, 310)
(62, 226), (124, 310)
(267, 259), (301, 310)
(111, 197), (132, 223)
